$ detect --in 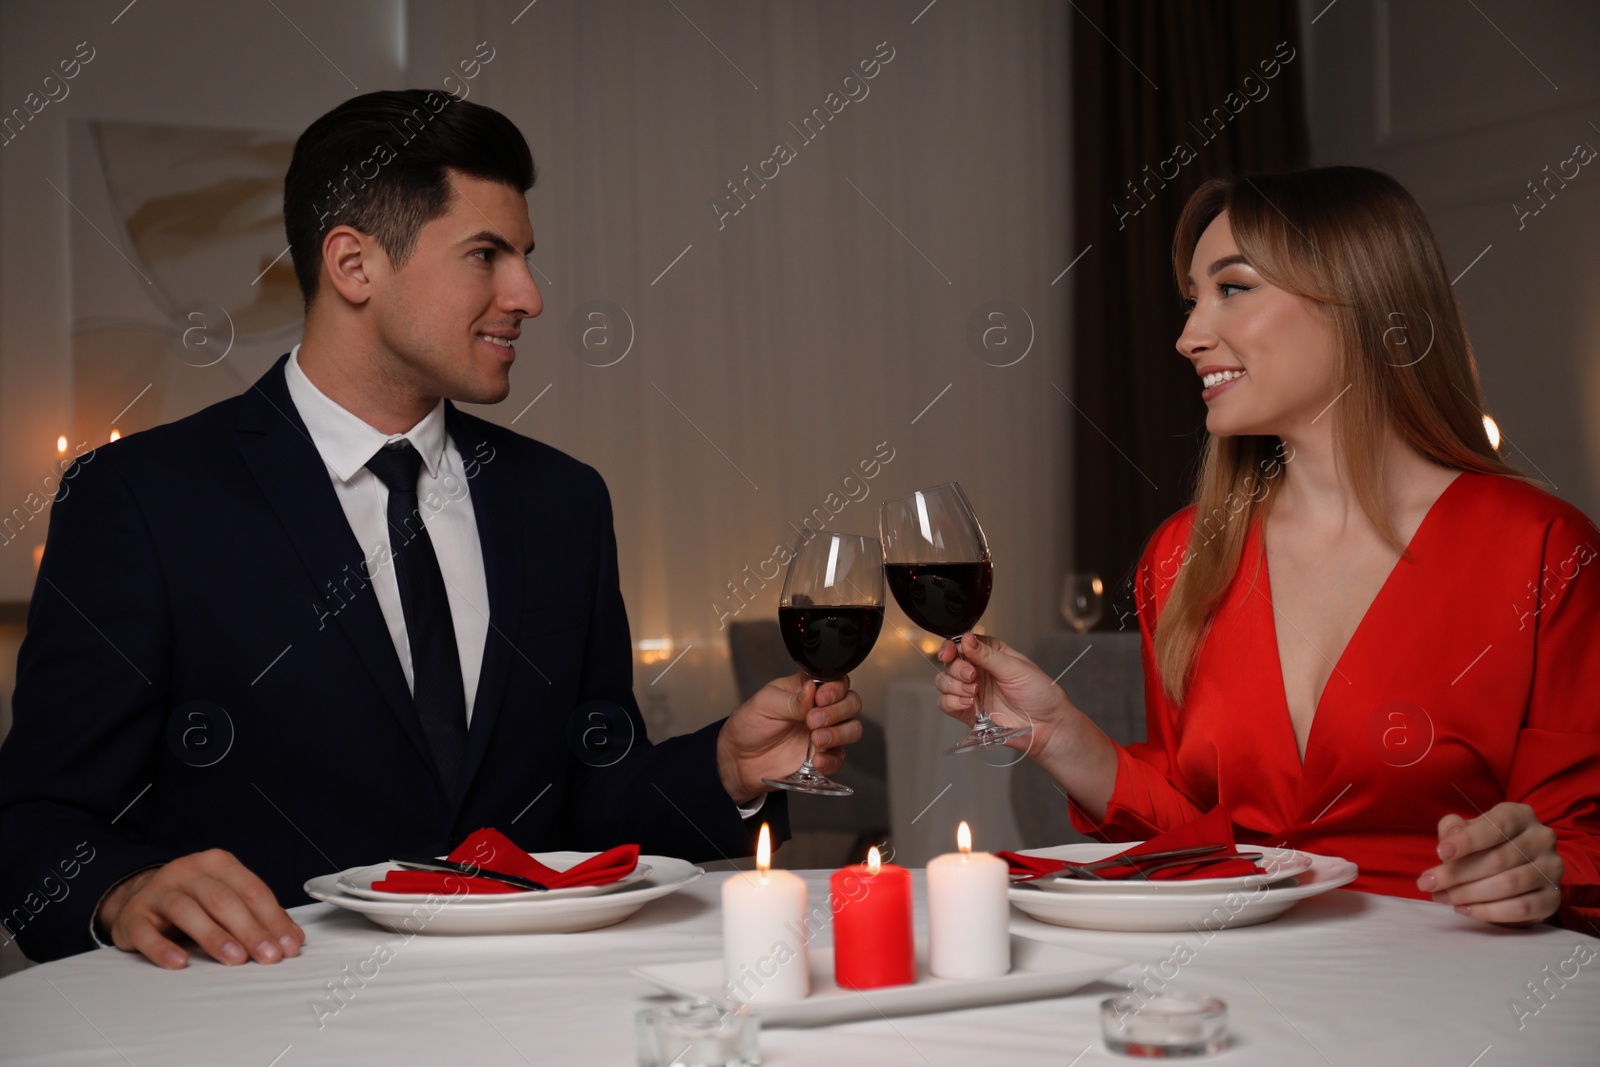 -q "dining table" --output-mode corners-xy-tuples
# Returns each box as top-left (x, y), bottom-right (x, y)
(1, 868), (1595, 1065)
